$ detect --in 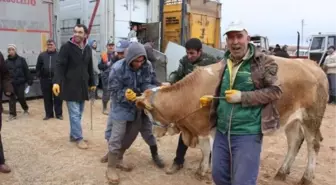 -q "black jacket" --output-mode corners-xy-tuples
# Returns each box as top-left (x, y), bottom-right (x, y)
(0, 52), (13, 113)
(5, 54), (33, 86)
(54, 41), (95, 101)
(36, 50), (58, 79)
